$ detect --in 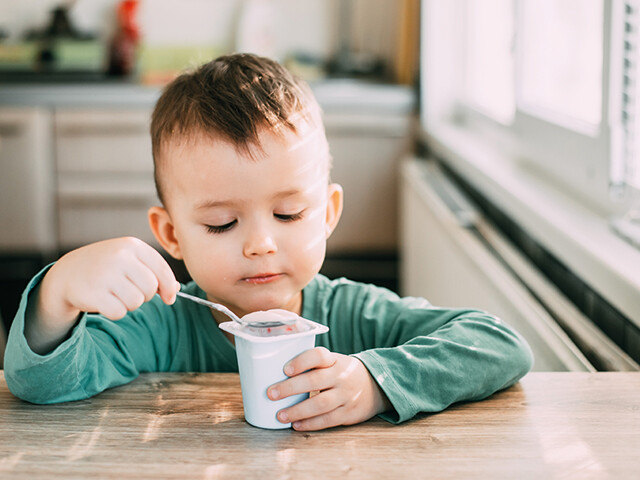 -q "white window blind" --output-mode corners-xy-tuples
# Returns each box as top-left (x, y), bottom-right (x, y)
(610, 0), (640, 249)
(619, 0), (640, 191)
